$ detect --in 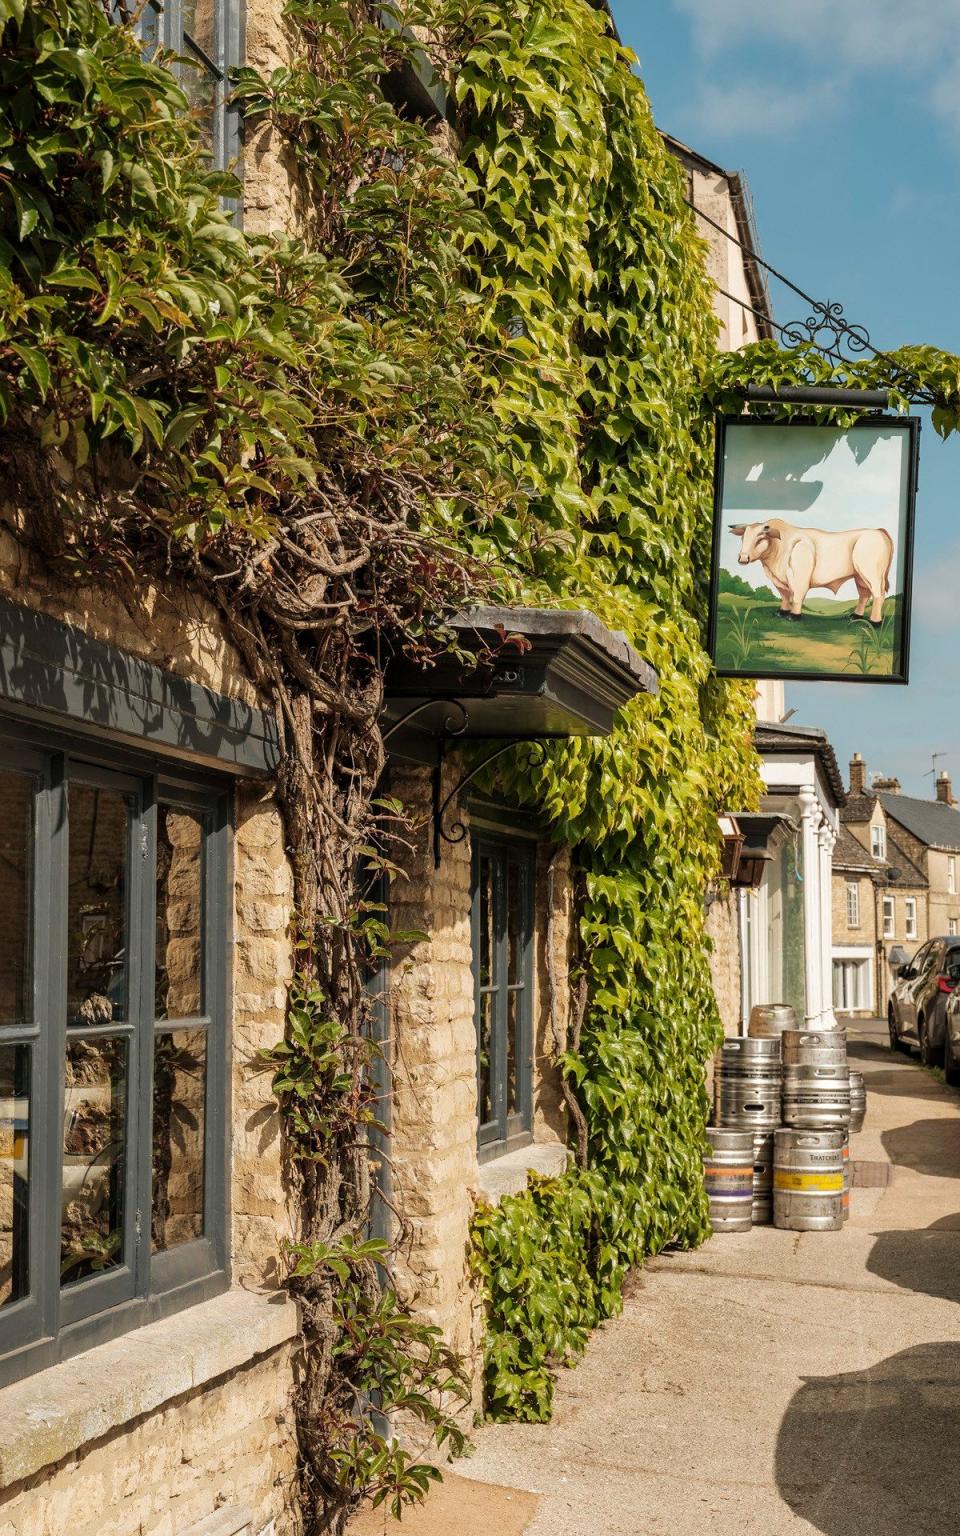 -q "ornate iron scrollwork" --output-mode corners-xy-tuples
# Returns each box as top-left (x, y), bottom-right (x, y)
(381, 696), (469, 744)
(779, 301), (873, 367)
(433, 740), (547, 866)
